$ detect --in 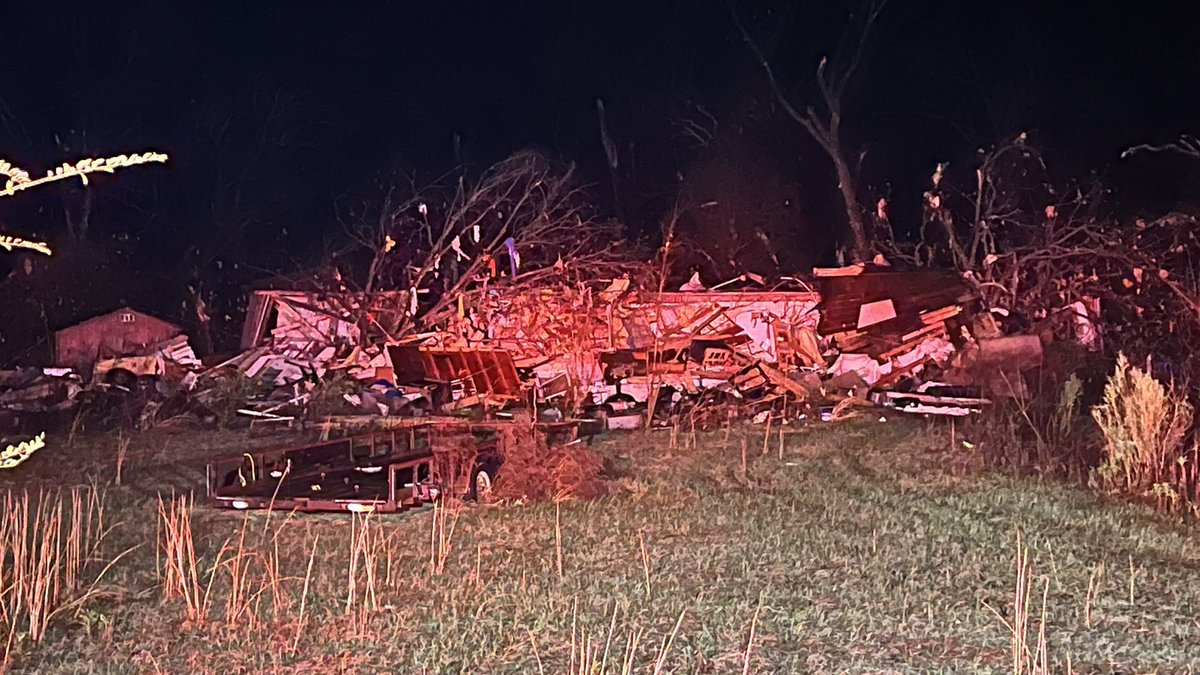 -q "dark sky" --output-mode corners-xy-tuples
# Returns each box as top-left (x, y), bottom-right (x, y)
(2, 0), (1199, 266)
